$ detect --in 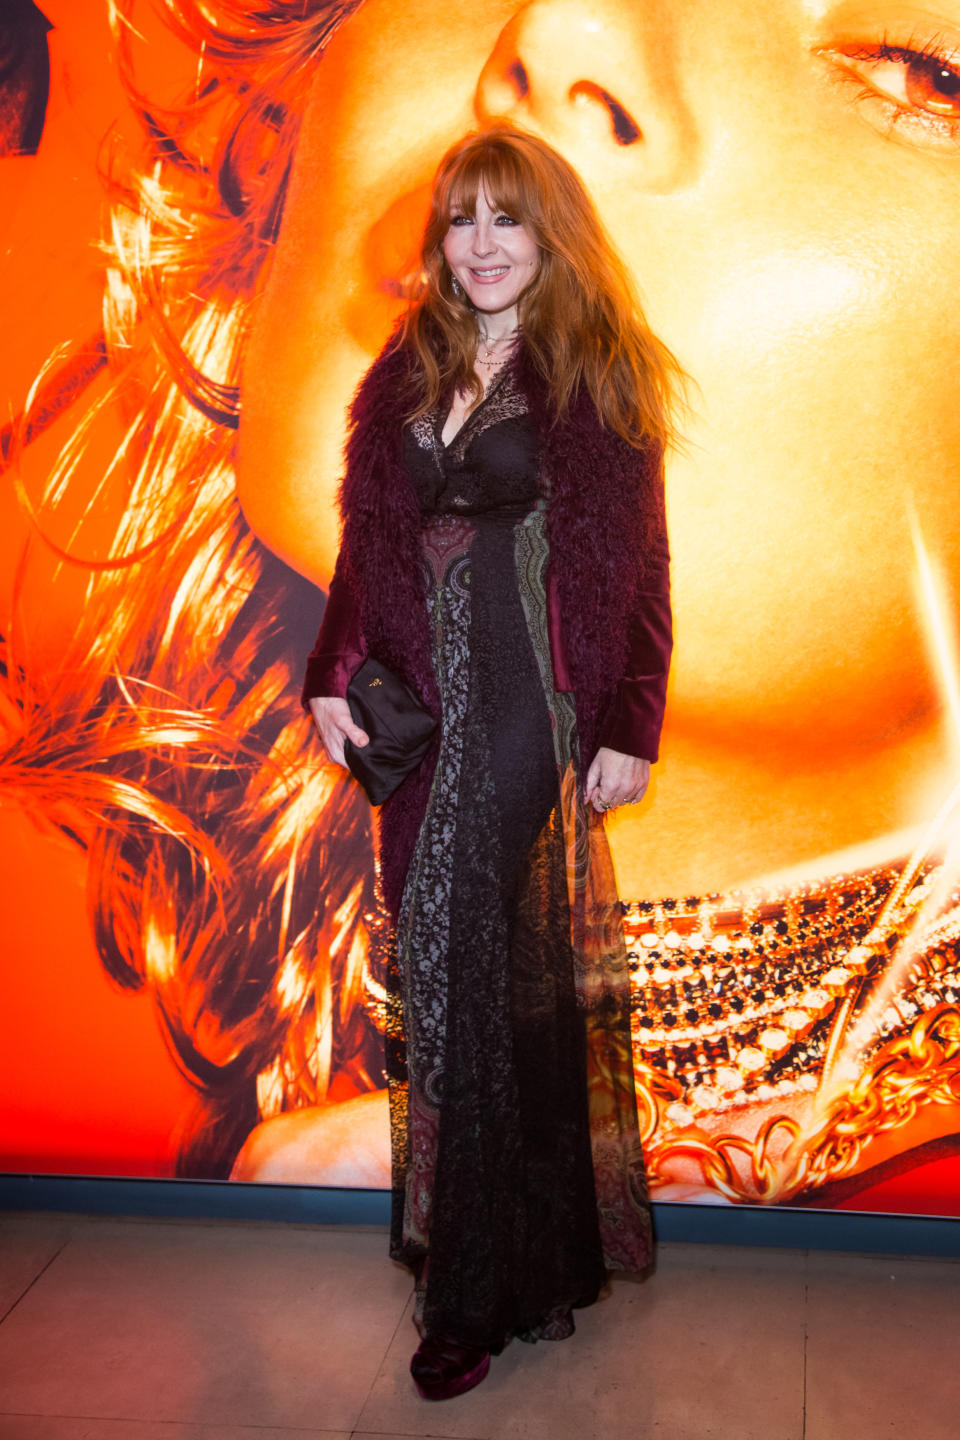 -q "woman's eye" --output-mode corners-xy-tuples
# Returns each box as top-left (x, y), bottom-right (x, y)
(449, 214), (473, 227)
(827, 37), (960, 152)
(494, 214), (519, 226)
(0, 0), (52, 159)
